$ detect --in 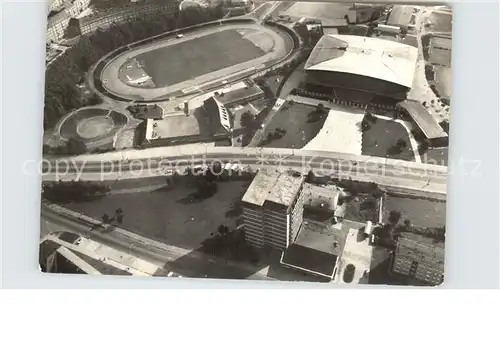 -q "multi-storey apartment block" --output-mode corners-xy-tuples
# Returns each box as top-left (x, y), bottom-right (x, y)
(392, 232), (445, 286)
(241, 169), (306, 251)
